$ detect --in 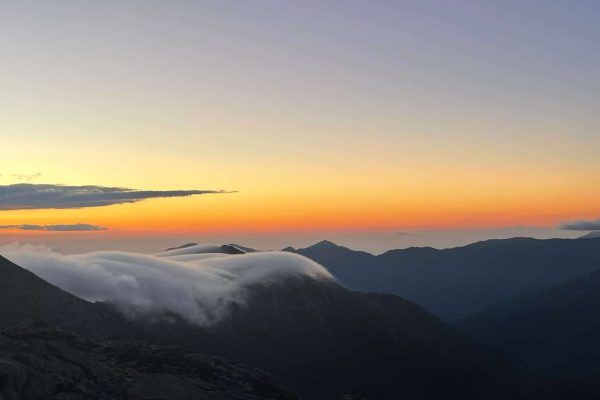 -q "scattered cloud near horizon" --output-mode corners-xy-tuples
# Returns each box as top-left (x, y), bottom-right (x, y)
(0, 184), (233, 210)
(0, 224), (107, 232)
(559, 219), (600, 231)
(0, 172), (43, 182)
(12, 173), (42, 182)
